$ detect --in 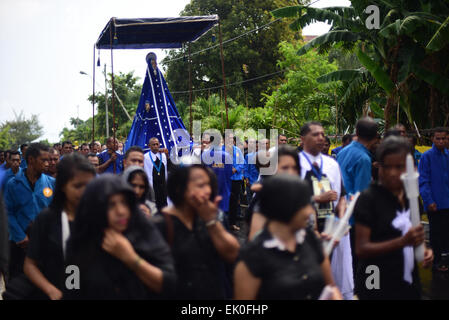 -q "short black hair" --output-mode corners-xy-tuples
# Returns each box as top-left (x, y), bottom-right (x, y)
(48, 147), (59, 155)
(9, 151), (20, 158)
(300, 121), (322, 136)
(259, 174), (313, 223)
(62, 140), (72, 147)
(124, 146), (144, 160)
(273, 145), (301, 175)
(342, 134), (353, 144)
(432, 127), (448, 137)
(53, 143), (61, 148)
(376, 136), (412, 165)
(80, 143), (89, 149)
(167, 164), (218, 207)
(383, 128), (401, 139)
(86, 152), (98, 158)
(356, 117), (378, 141)
(20, 144), (29, 151)
(25, 143), (50, 163)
